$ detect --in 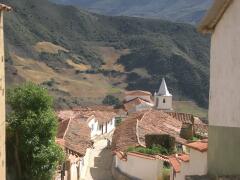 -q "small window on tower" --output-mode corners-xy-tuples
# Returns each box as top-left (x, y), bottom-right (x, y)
(163, 99), (166, 103)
